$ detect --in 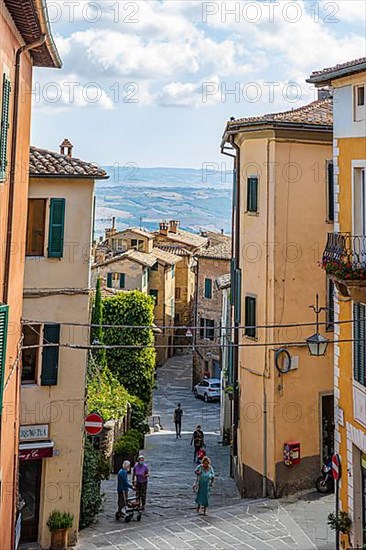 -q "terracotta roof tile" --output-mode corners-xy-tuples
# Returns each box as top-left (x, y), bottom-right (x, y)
(152, 248), (182, 265)
(307, 57), (366, 84)
(154, 229), (208, 249)
(156, 245), (192, 257)
(227, 99), (333, 129)
(197, 240), (232, 260)
(29, 146), (108, 179)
